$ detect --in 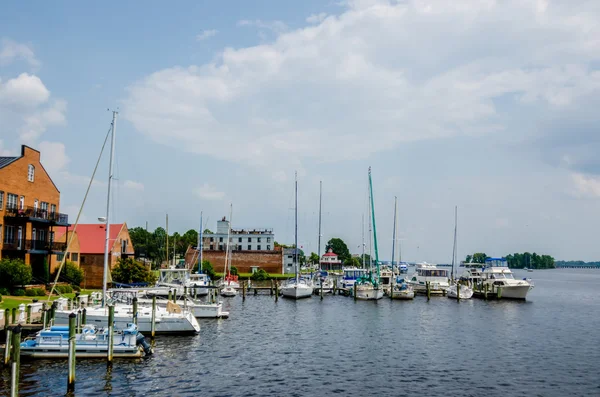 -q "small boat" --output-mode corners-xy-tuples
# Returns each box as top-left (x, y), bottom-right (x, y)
(220, 285), (237, 297)
(135, 296), (229, 319)
(446, 284), (473, 299)
(312, 271), (334, 294)
(399, 263), (408, 274)
(527, 268), (534, 272)
(20, 323), (152, 359)
(391, 279), (415, 300)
